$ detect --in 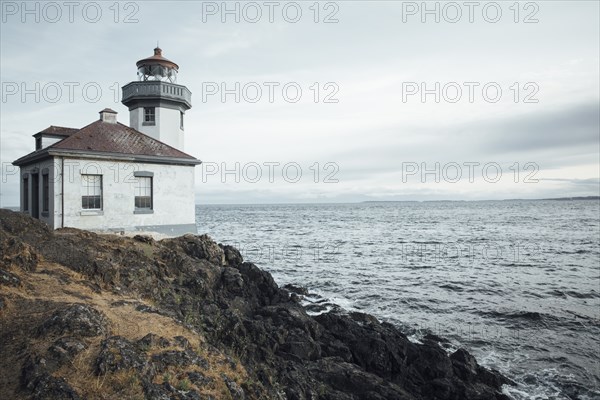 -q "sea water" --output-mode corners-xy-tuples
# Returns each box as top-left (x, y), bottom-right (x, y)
(197, 200), (600, 399)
